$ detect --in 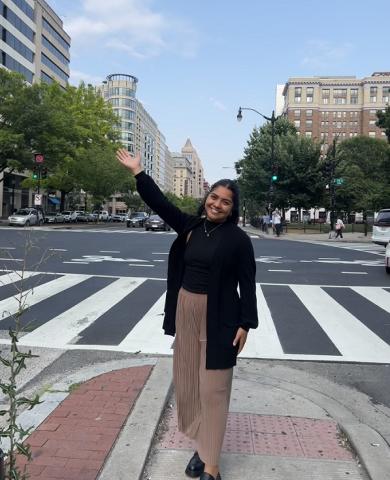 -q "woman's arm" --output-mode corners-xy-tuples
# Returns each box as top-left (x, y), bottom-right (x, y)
(116, 149), (194, 234)
(237, 235), (259, 331)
